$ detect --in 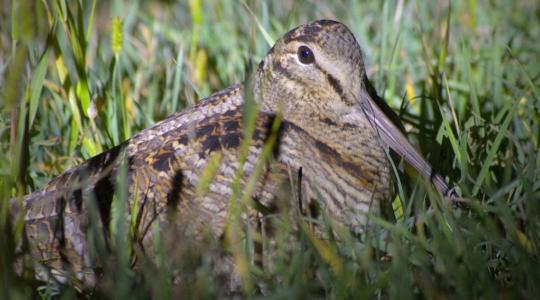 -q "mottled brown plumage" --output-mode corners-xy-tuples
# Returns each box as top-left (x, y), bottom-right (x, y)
(12, 20), (453, 290)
